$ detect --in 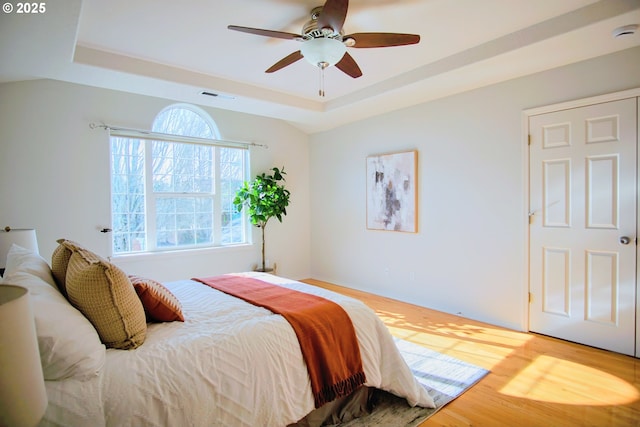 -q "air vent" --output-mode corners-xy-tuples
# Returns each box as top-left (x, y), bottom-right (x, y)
(200, 91), (235, 100)
(612, 24), (638, 38)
